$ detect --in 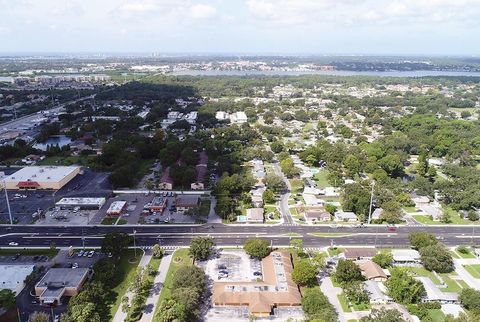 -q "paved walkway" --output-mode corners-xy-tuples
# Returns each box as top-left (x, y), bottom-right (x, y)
(454, 258), (480, 290)
(112, 251), (152, 322)
(140, 253), (173, 322)
(320, 277), (346, 322)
